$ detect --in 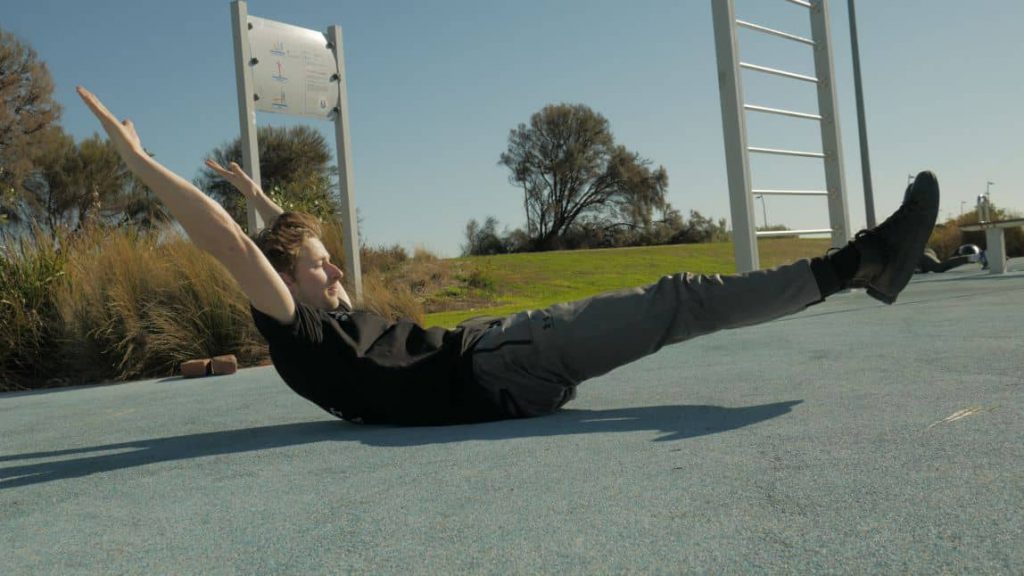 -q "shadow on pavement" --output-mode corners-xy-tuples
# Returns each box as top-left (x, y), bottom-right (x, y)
(0, 400), (801, 489)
